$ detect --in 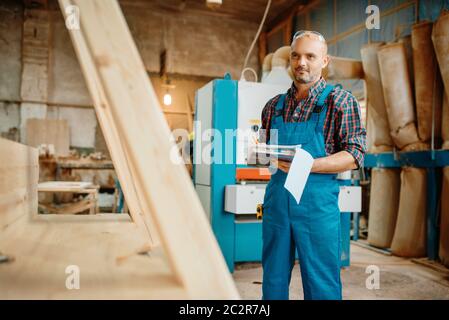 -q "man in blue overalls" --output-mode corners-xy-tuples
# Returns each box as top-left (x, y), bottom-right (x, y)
(260, 30), (366, 300)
